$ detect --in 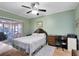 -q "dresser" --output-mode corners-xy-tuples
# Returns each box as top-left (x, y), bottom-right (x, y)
(48, 35), (56, 46)
(48, 35), (67, 49)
